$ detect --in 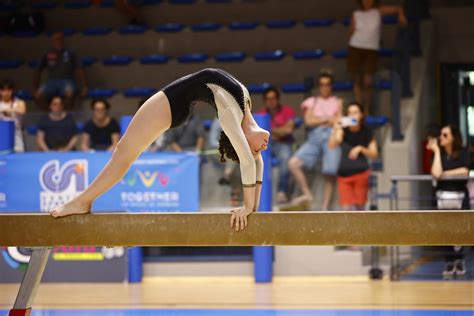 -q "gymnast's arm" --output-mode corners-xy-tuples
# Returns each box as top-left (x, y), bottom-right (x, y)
(218, 106), (256, 213)
(254, 154), (263, 212)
